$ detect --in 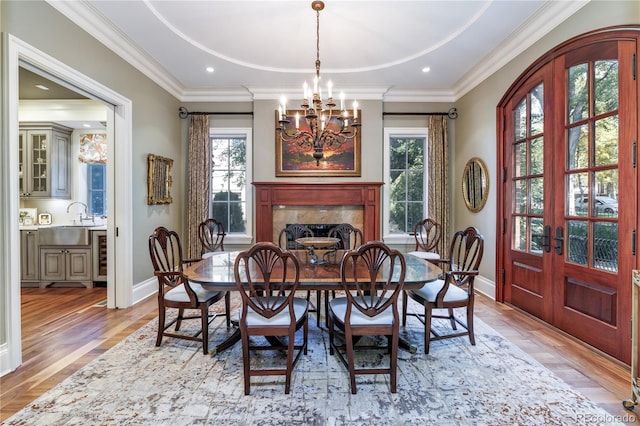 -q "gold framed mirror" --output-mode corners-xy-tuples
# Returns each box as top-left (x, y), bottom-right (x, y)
(462, 157), (489, 212)
(147, 154), (173, 205)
